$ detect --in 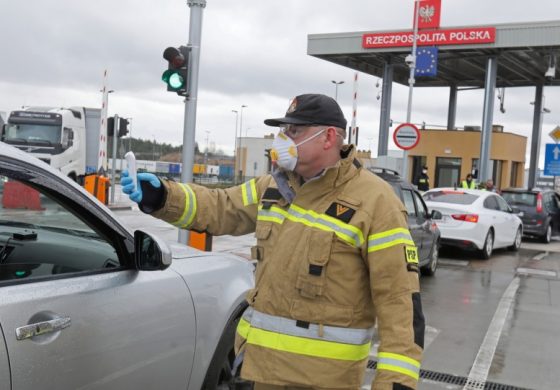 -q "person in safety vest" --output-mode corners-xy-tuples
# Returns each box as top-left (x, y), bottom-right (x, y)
(414, 165), (430, 192)
(461, 173), (477, 189)
(121, 94), (425, 390)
